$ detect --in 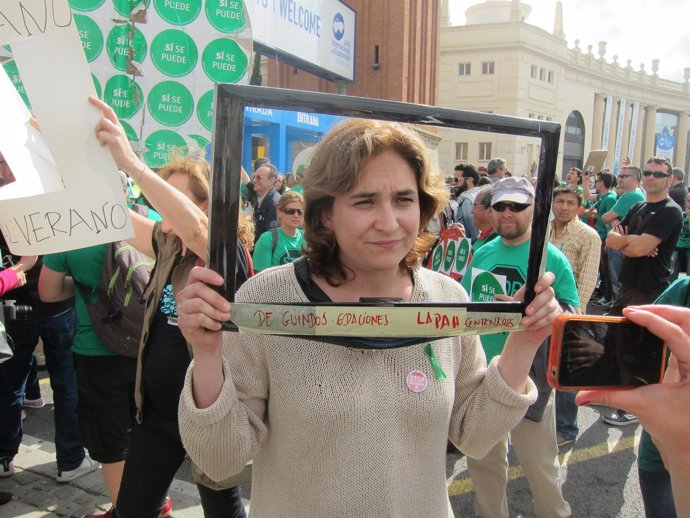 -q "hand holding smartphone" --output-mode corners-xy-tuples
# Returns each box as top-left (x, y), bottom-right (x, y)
(548, 314), (666, 391)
